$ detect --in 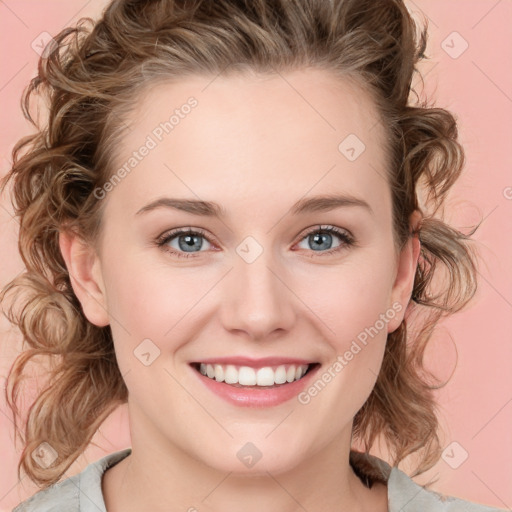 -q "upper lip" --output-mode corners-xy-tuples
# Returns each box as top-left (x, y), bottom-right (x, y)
(190, 356), (316, 368)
